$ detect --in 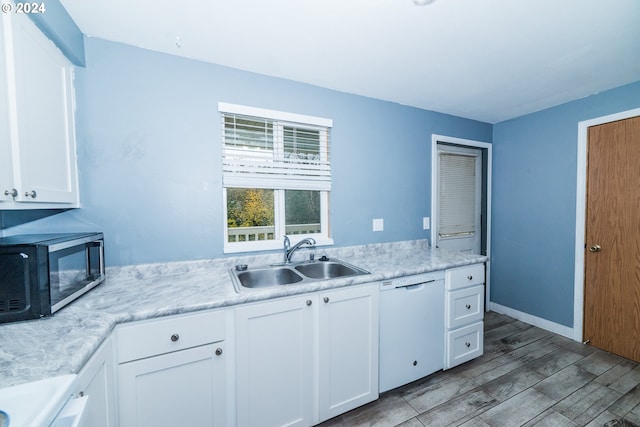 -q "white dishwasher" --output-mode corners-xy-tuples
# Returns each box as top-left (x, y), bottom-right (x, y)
(379, 270), (445, 392)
